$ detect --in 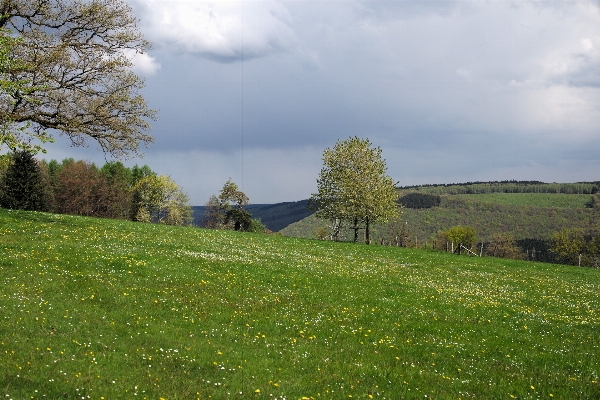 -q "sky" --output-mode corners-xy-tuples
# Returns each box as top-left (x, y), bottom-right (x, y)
(43, 0), (600, 205)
